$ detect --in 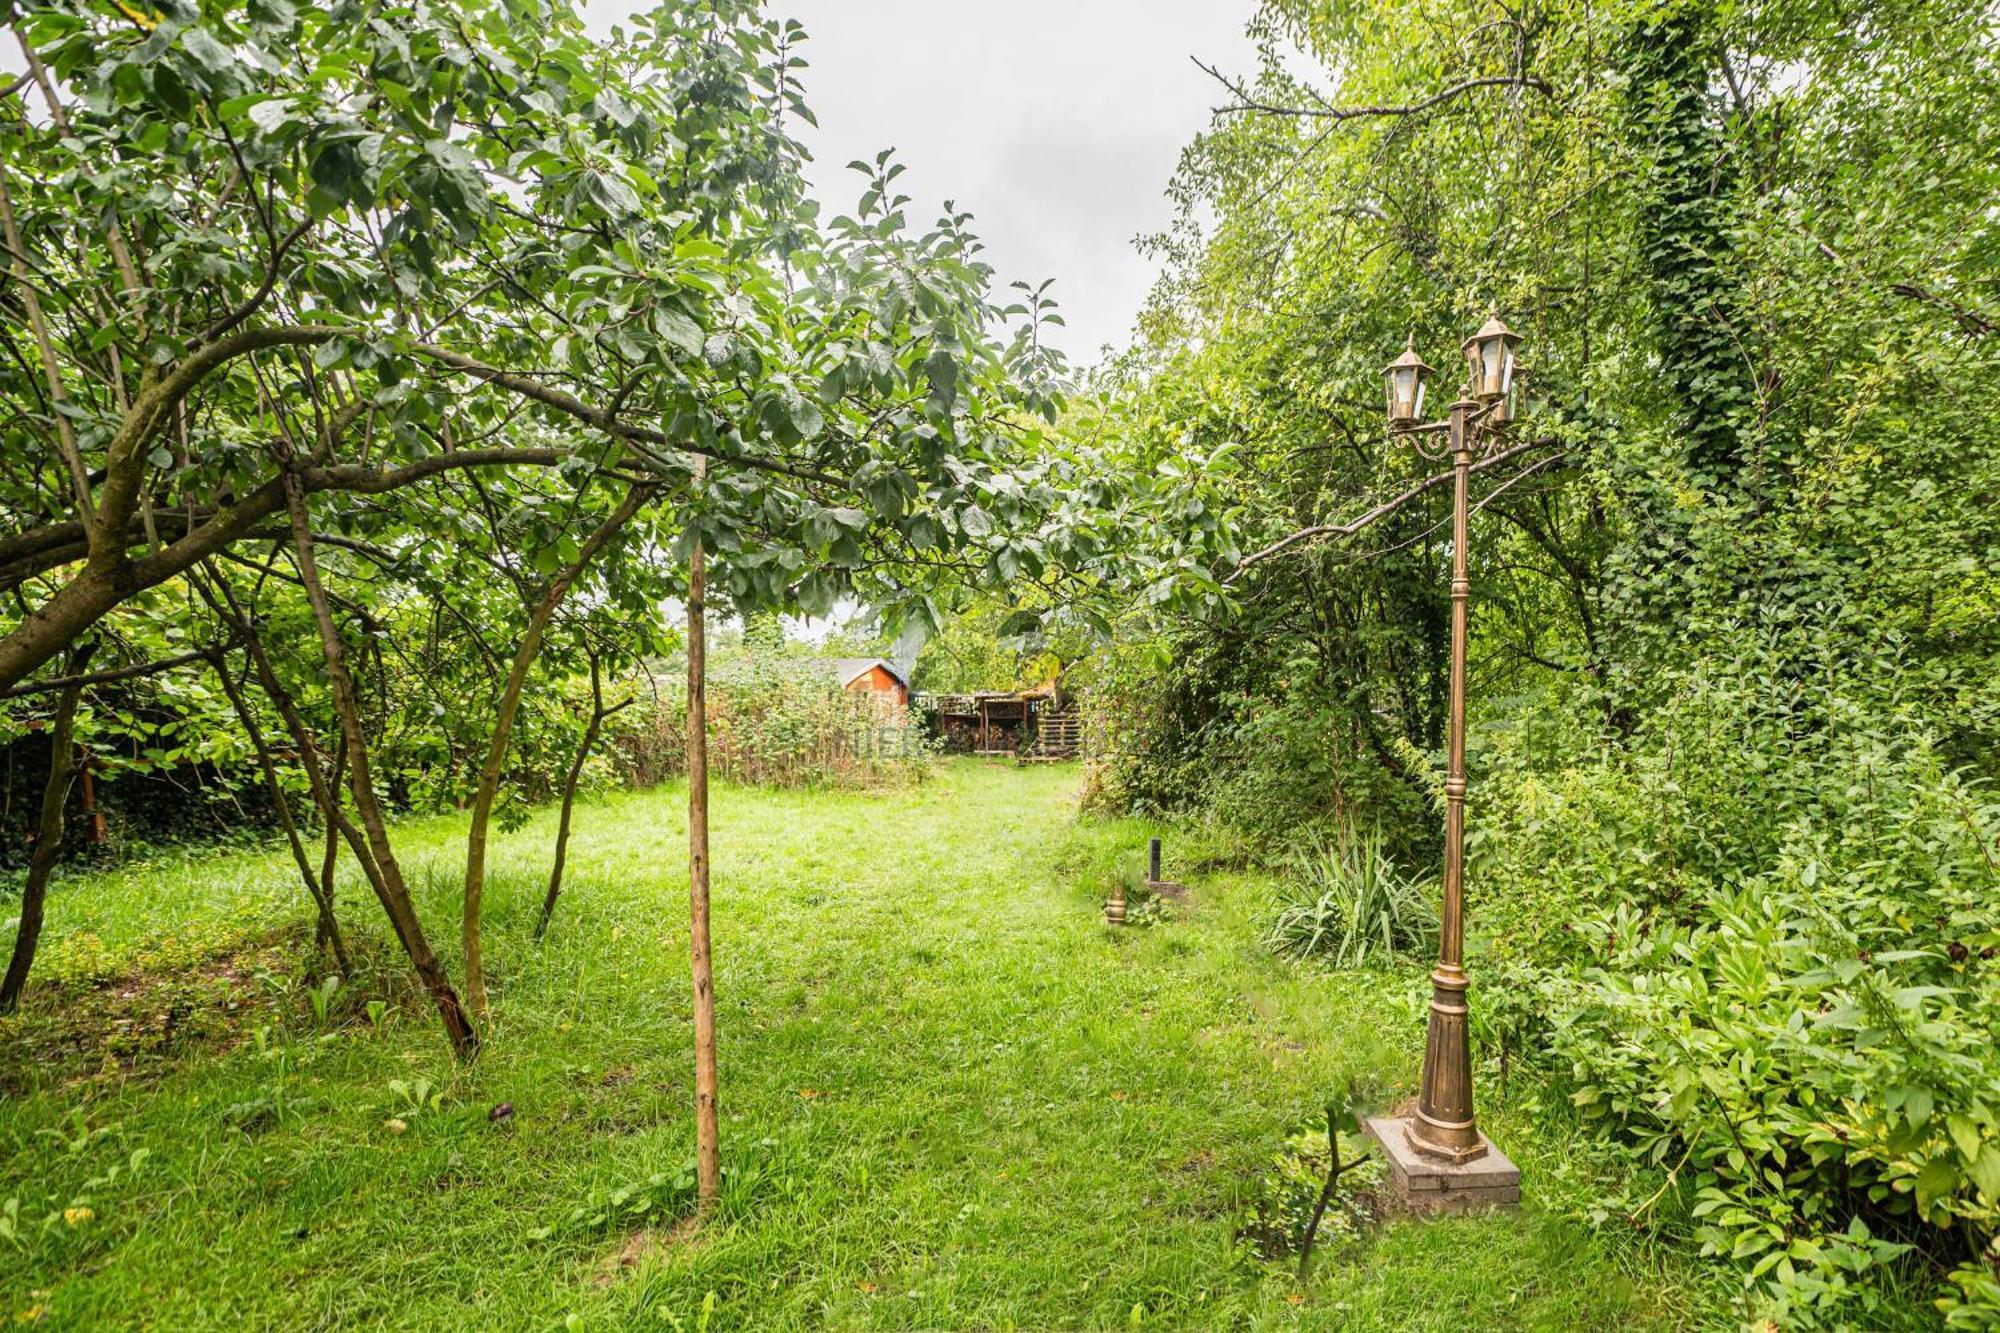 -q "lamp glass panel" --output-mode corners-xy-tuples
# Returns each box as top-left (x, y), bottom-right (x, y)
(1387, 365), (1419, 420)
